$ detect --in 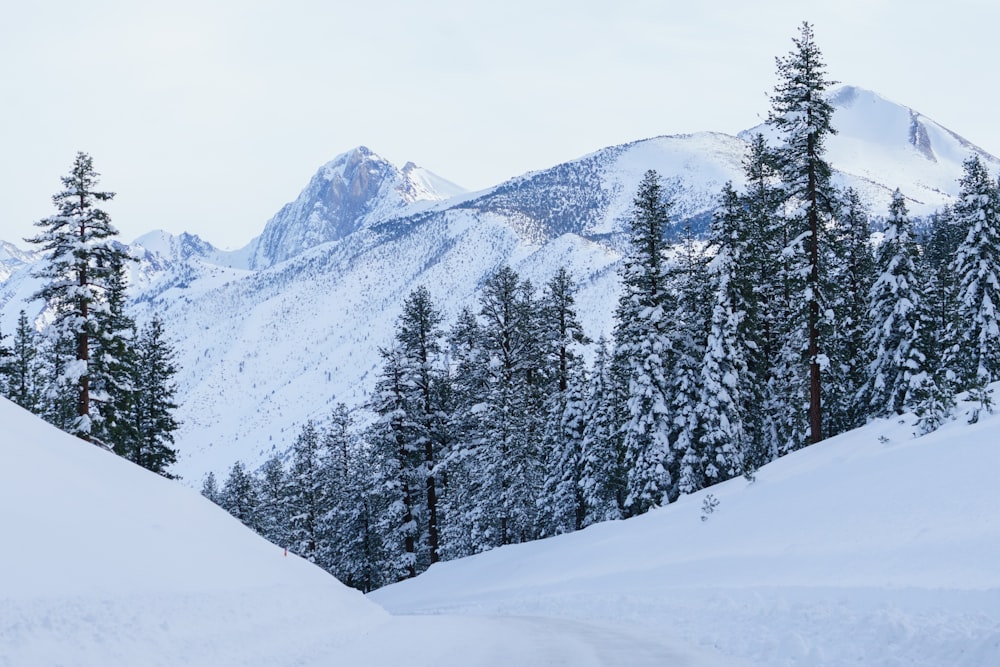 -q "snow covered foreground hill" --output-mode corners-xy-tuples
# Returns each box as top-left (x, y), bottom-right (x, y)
(0, 397), (389, 667)
(2, 392), (999, 665)
(373, 395), (1000, 666)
